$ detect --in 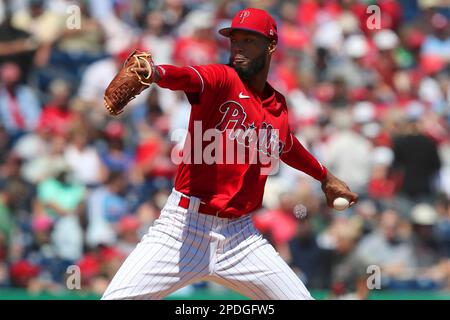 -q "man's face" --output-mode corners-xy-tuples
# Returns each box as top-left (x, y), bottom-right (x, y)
(0, 63), (21, 87)
(228, 30), (271, 79)
(380, 211), (399, 242)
